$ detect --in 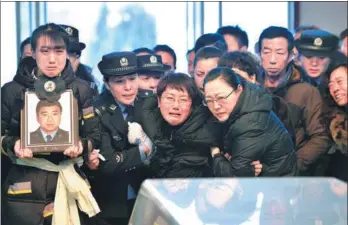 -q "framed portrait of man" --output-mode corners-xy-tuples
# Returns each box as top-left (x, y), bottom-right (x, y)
(20, 90), (79, 153)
